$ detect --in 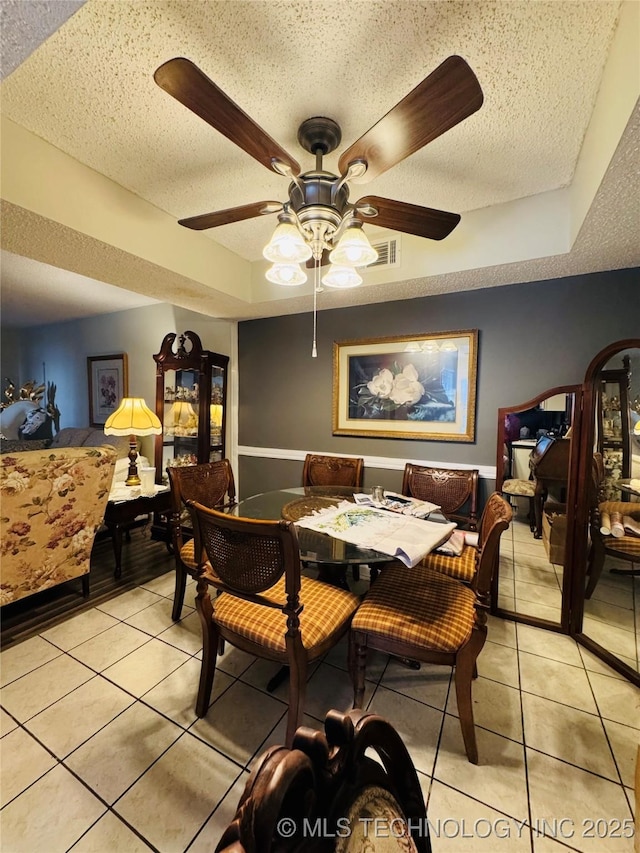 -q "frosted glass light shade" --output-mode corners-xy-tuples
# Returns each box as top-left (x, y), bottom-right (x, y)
(322, 264), (363, 289)
(104, 397), (161, 435)
(329, 223), (378, 267)
(263, 221), (312, 263)
(266, 263), (307, 286)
